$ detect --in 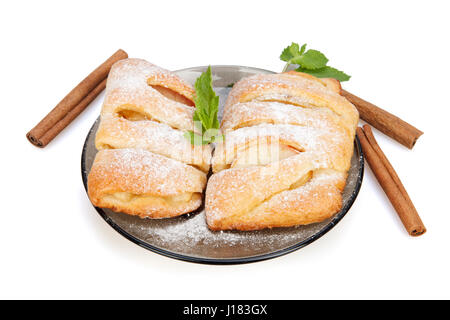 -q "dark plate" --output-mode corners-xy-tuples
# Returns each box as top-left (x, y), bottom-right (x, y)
(81, 65), (364, 264)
